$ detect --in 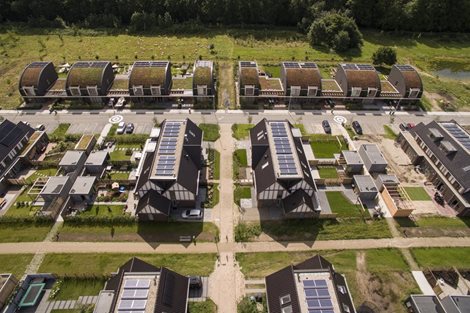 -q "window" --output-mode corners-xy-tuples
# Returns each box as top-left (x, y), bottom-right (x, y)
(133, 85), (144, 96)
(87, 86), (98, 96)
(197, 85), (207, 96)
(351, 87), (362, 97)
(367, 87), (378, 97)
(290, 86), (301, 97)
(245, 85), (254, 96)
(307, 86), (318, 97)
(280, 294), (291, 305)
(22, 86), (35, 96)
(69, 86), (81, 96)
(338, 285), (347, 294)
(150, 85), (161, 96)
(262, 162), (269, 170)
(342, 304), (351, 313)
(409, 88), (420, 98)
(281, 306), (293, 313)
